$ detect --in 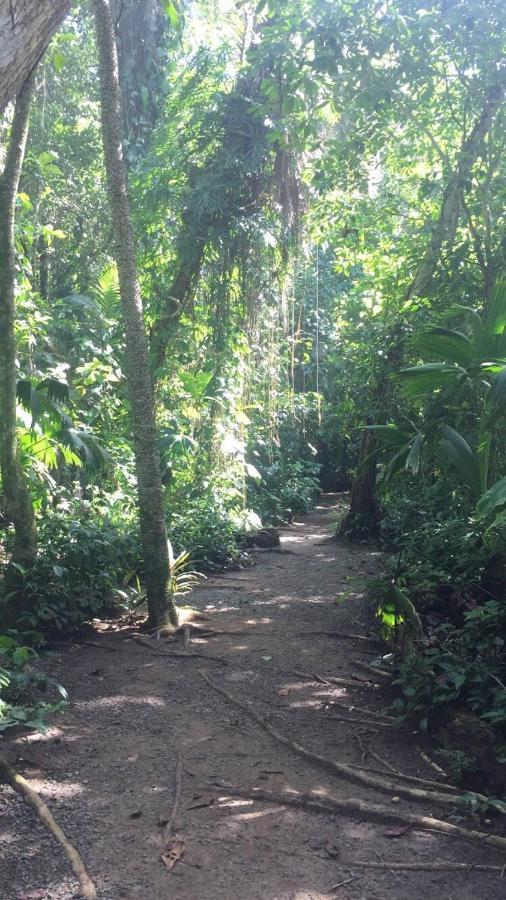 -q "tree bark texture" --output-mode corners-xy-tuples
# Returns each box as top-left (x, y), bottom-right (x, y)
(92, 0), (176, 628)
(0, 0), (69, 115)
(406, 82), (504, 301)
(110, 0), (167, 156)
(0, 72), (38, 575)
(339, 426), (380, 540)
